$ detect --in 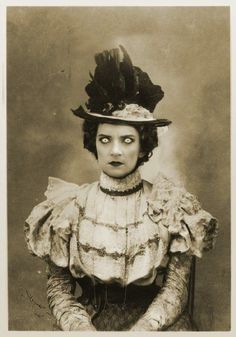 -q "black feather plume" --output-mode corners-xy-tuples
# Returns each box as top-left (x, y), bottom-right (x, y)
(84, 45), (164, 114)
